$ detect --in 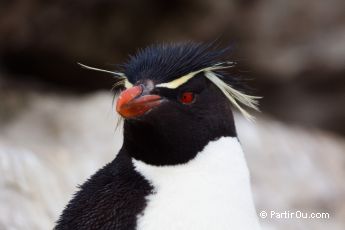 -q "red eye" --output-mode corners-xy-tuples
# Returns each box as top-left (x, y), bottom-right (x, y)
(180, 92), (195, 104)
